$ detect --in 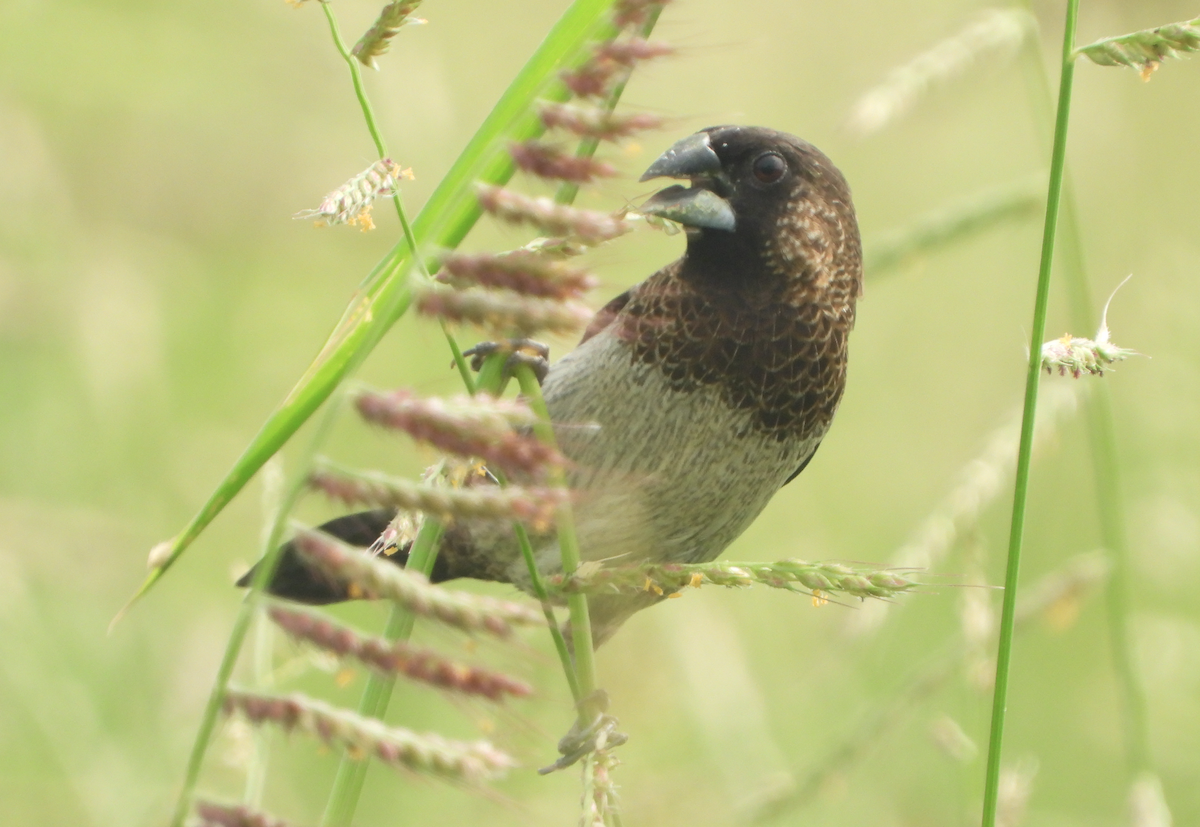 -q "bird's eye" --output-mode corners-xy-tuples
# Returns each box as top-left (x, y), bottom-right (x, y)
(751, 152), (787, 184)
